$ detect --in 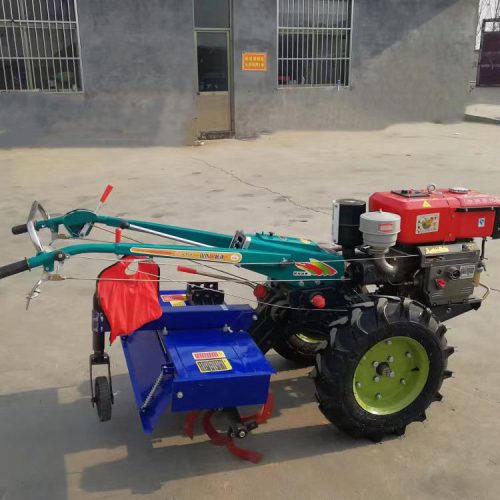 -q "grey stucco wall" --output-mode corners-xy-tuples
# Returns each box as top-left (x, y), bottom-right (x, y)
(232, 0), (479, 138)
(0, 0), (197, 147)
(0, 0), (478, 147)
